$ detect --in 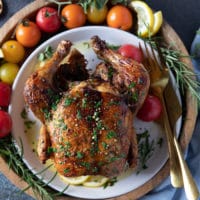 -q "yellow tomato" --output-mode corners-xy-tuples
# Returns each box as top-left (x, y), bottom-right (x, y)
(0, 63), (19, 84)
(2, 40), (25, 63)
(87, 4), (108, 24)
